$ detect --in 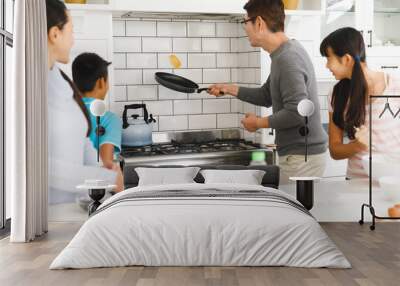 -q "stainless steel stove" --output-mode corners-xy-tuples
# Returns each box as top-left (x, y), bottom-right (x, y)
(120, 129), (276, 167)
